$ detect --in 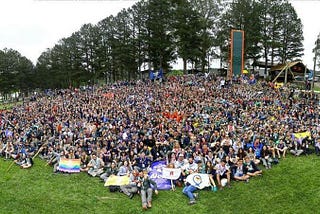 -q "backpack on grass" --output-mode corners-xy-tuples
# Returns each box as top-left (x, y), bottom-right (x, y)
(109, 185), (120, 192)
